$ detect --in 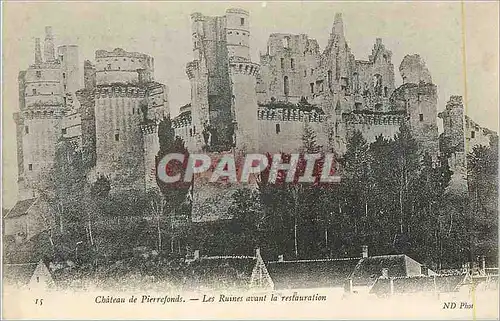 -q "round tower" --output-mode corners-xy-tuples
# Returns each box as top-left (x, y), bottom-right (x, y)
(94, 85), (147, 192)
(225, 8), (250, 60)
(229, 59), (260, 153)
